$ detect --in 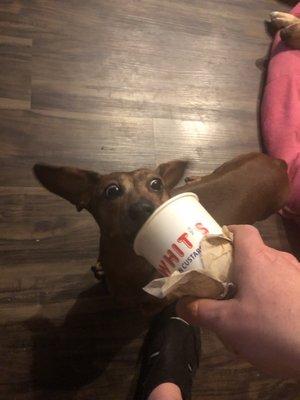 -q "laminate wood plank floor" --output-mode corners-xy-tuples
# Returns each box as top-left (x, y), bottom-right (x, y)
(0, 1), (299, 399)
